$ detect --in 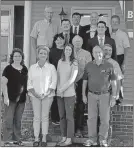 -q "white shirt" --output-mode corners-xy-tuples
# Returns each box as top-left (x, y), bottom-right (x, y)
(111, 29), (130, 55)
(27, 62), (57, 97)
(98, 35), (105, 45)
(73, 25), (79, 34)
(90, 25), (97, 38)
